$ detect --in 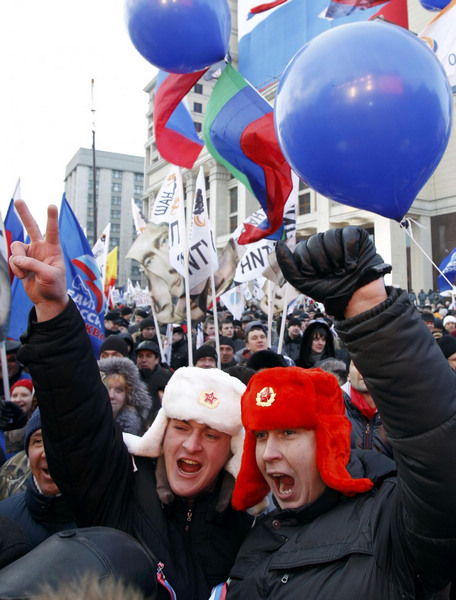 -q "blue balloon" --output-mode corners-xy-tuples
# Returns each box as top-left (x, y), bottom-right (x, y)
(125, 0), (231, 73)
(419, 0), (450, 10)
(274, 22), (453, 221)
